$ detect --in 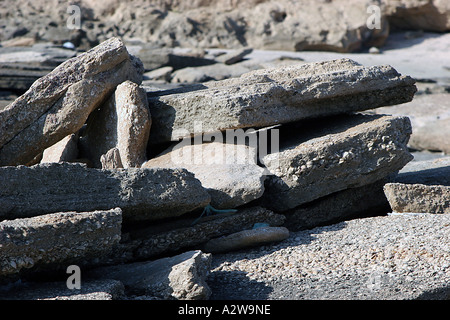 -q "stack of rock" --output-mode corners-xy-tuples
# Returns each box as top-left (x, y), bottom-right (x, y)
(0, 38), (420, 300)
